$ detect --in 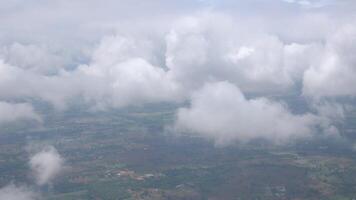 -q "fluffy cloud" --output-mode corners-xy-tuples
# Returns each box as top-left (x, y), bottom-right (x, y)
(29, 146), (64, 186)
(303, 26), (356, 98)
(165, 13), (321, 94)
(73, 35), (183, 110)
(0, 8), (354, 111)
(0, 43), (69, 75)
(0, 101), (40, 124)
(0, 0), (354, 142)
(0, 184), (39, 200)
(175, 81), (333, 145)
(0, 59), (78, 110)
(0, 35), (183, 110)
